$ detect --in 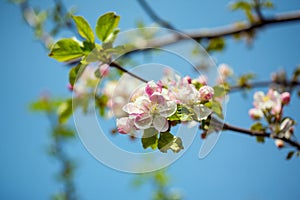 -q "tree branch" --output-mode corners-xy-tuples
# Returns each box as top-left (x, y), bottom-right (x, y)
(210, 117), (300, 151)
(131, 10), (300, 50)
(229, 80), (300, 92)
(137, 0), (178, 31)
